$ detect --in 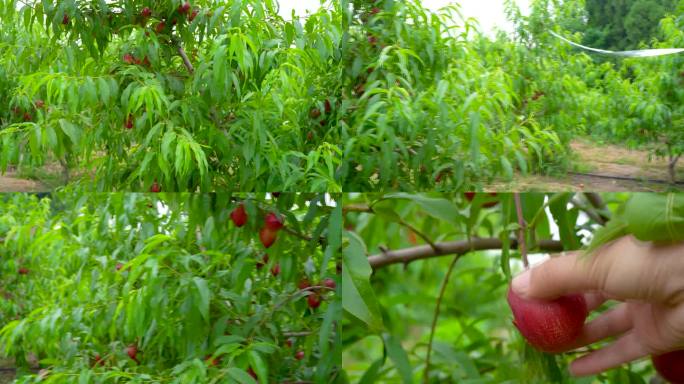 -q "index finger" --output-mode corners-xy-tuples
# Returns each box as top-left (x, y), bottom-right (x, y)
(512, 236), (683, 303)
